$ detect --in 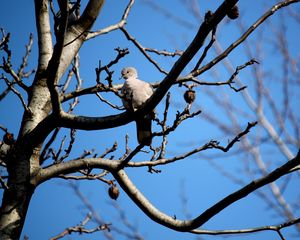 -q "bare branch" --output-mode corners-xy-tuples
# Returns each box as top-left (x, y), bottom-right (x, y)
(112, 150), (300, 232)
(46, 1), (69, 115)
(57, 170), (111, 183)
(144, 48), (183, 57)
(61, 82), (120, 102)
(120, 27), (168, 74)
(95, 93), (125, 110)
(40, 128), (61, 164)
(118, 144), (145, 169)
(99, 142), (118, 158)
(227, 59), (259, 92)
(193, 11), (216, 71)
(213, 121), (258, 152)
(68, 182), (114, 240)
(190, 217), (300, 236)
(34, 0), (53, 71)
(86, 0), (135, 40)
(58, 129), (76, 162)
(128, 121), (256, 168)
(156, 92), (171, 159)
(17, 33), (35, 80)
(1, 75), (30, 113)
(0, 30), (30, 92)
(188, 0), (300, 79)
(50, 213), (111, 240)
(95, 47), (129, 85)
(36, 158), (119, 184)
(153, 108), (202, 138)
